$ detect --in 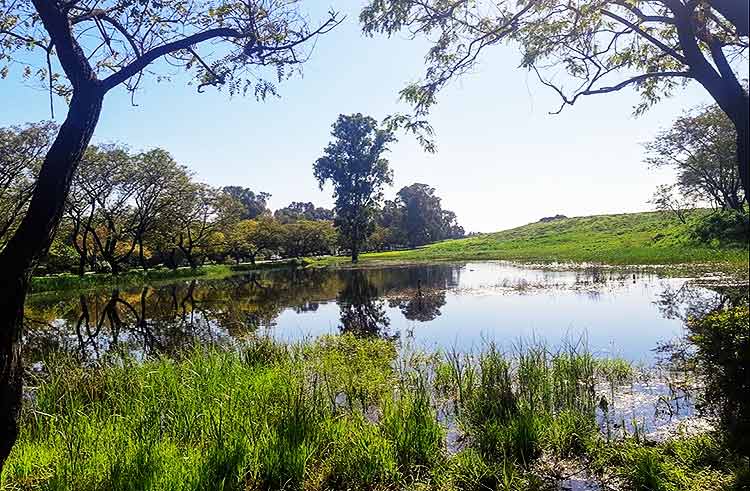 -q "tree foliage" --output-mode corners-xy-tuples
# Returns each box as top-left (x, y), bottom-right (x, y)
(383, 183), (464, 248)
(223, 186), (272, 220)
(0, 0), (342, 102)
(646, 104), (744, 211)
(274, 201), (334, 223)
(313, 114), (396, 262)
(0, 122), (56, 247)
(360, 0), (749, 196)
